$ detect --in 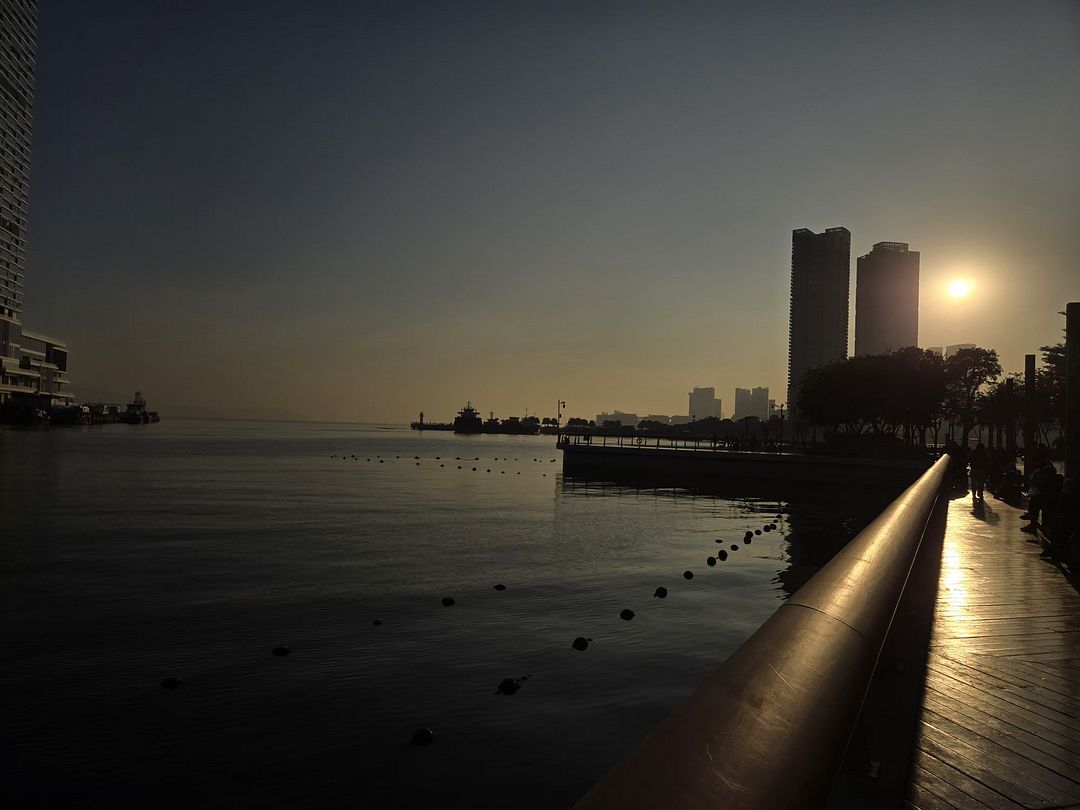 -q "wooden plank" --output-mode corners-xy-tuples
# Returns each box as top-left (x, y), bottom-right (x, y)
(924, 663), (1080, 740)
(924, 683), (1080, 755)
(919, 708), (1080, 802)
(907, 780), (965, 810)
(918, 730), (1063, 806)
(909, 763), (993, 809)
(928, 655), (1080, 719)
(944, 652), (1080, 702)
(921, 692), (1080, 772)
(912, 747), (1024, 809)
